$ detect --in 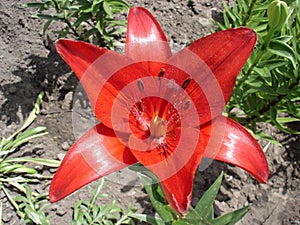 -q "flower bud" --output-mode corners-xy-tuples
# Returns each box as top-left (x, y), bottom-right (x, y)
(267, 0), (288, 31)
